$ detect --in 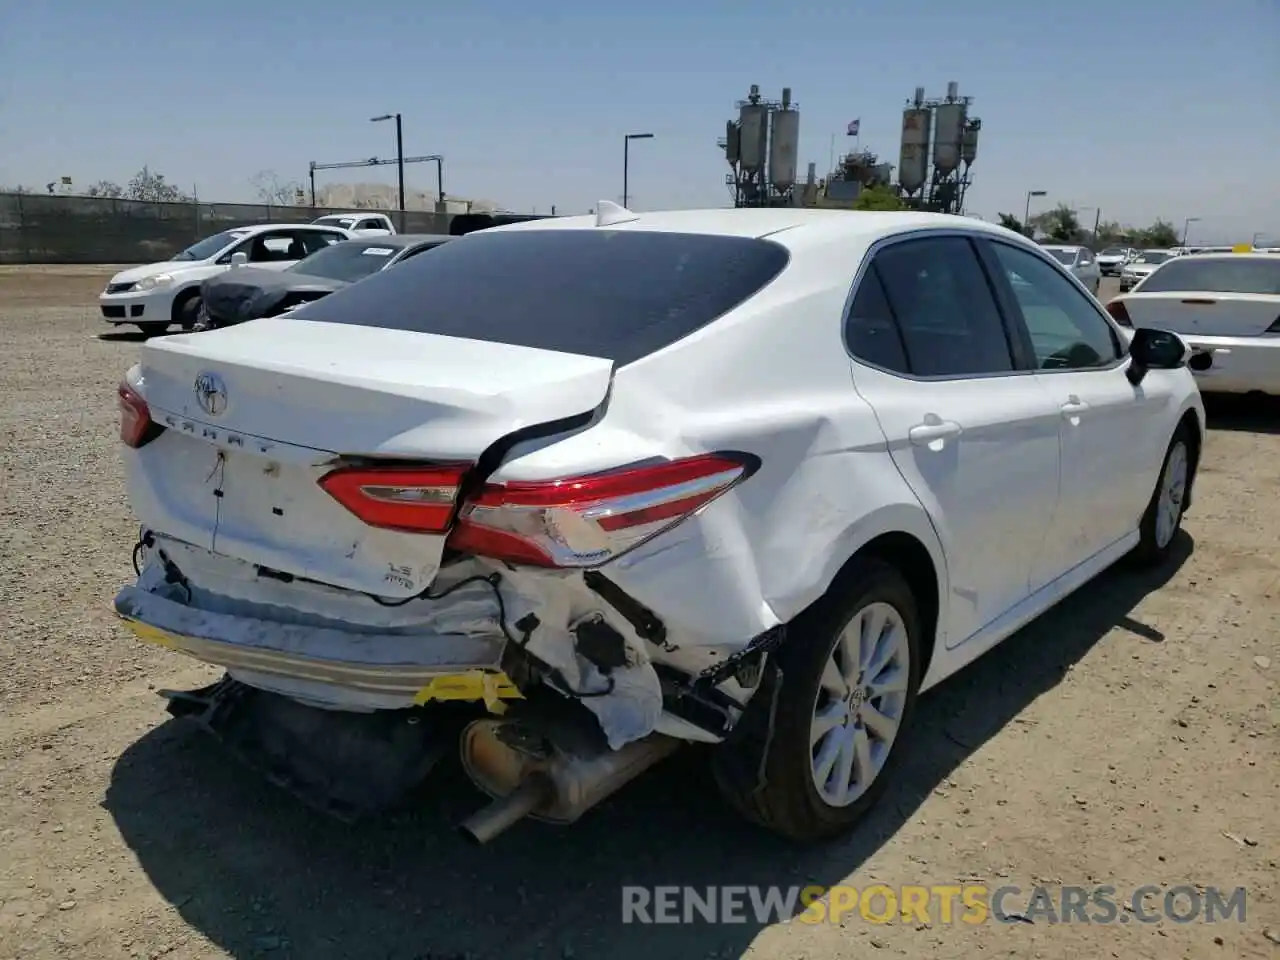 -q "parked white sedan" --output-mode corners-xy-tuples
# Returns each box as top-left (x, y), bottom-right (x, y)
(1107, 252), (1280, 395)
(99, 223), (351, 334)
(112, 206), (1204, 842)
(1120, 248), (1178, 292)
(1042, 244), (1102, 294)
